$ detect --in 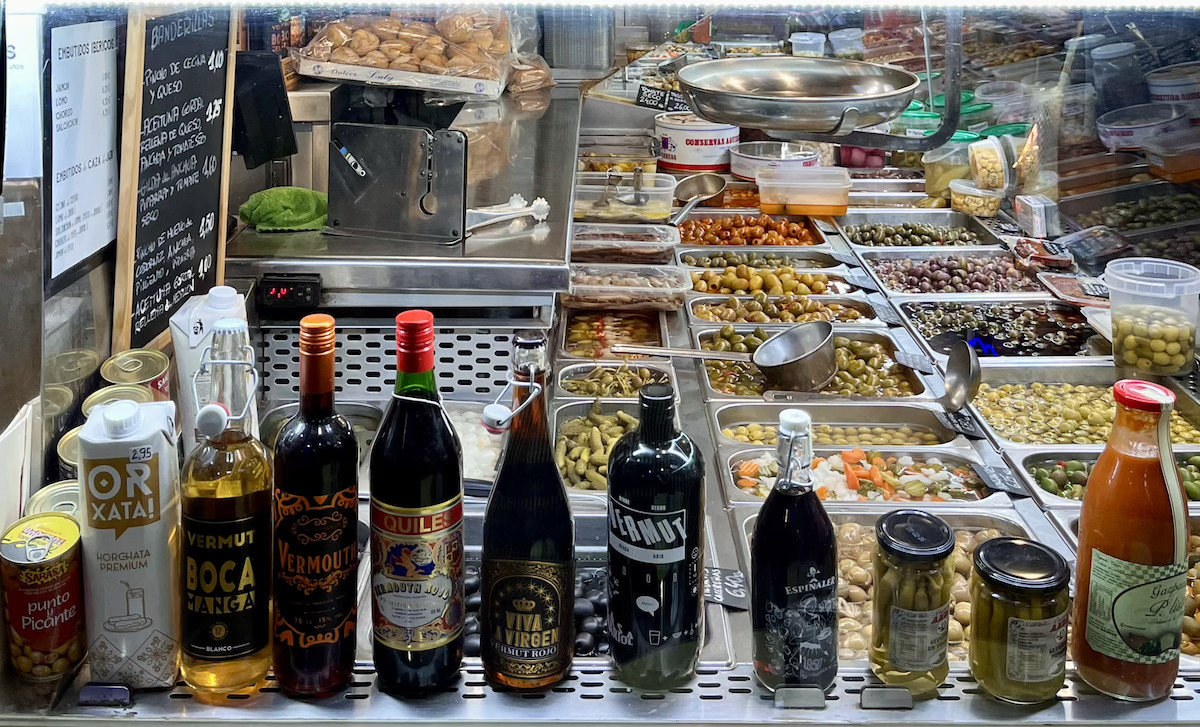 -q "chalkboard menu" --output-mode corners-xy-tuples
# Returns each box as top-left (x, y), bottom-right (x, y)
(115, 8), (234, 350)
